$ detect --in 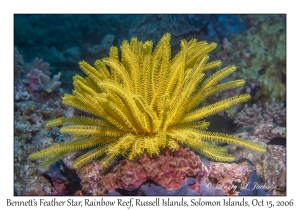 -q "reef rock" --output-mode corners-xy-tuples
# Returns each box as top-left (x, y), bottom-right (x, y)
(205, 161), (252, 195)
(76, 161), (107, 196)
